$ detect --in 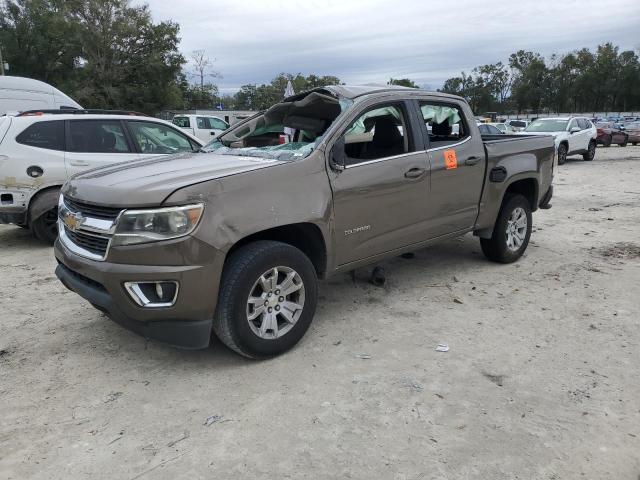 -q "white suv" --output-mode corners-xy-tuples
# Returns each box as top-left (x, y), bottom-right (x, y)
(521, 117), (597, 165)
(0, 110), (204, 242)
(172, 114), (229, 143)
